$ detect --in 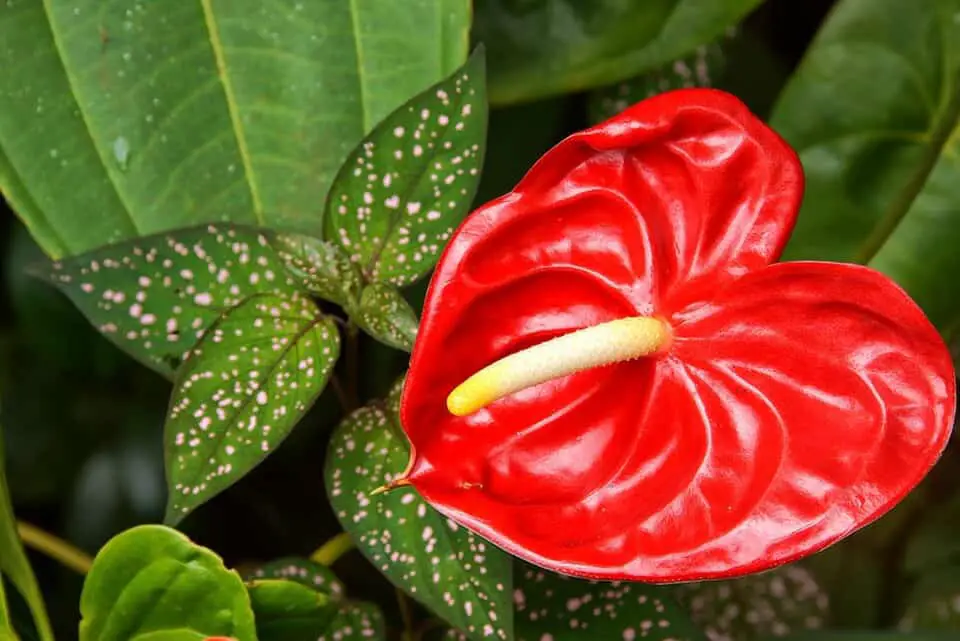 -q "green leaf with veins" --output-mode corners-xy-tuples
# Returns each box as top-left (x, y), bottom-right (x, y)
(245, 559), (385, 641)
(353, 283), (419, 351)
(587, 28), (735, 125)
(674, 564), (830, 640)
(164, 291), (339, 524)
(79, 524), (256, 641)
(0, 0), (471, 257)
(325, 378), (513, 641)
(246, 579), (337, 641)
(770, 0), (960, 334)
(475, 0), (764, 106)
(270, 233), (363, 309)
(324, 48), (488, 287)
(37, 225), (301, 378)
